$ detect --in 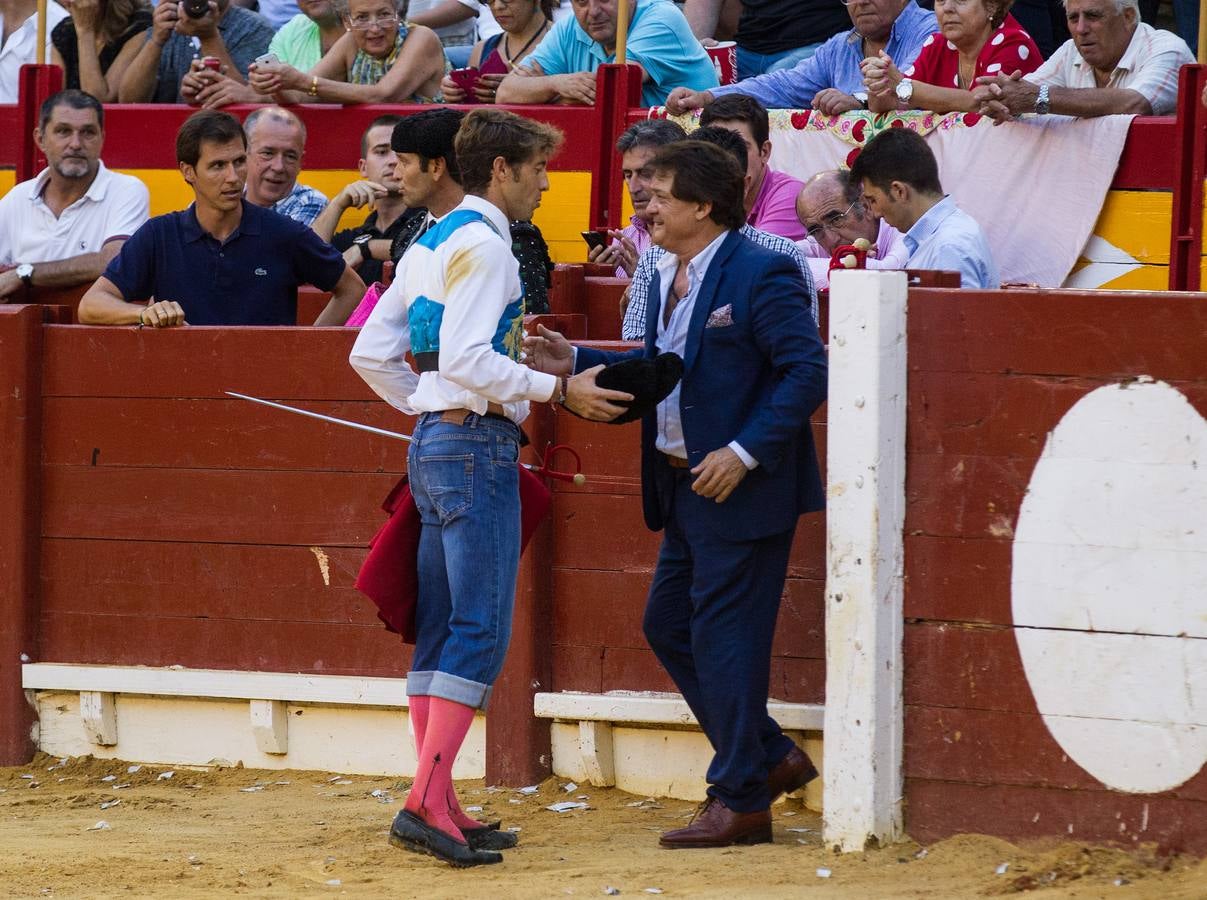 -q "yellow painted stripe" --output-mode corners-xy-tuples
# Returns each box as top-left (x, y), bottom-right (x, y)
(0, 169), (14, 196)
(113, 168), (594, 263)
(1094, 264), (1170, 291)
(1089, 190), (1172, 265)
